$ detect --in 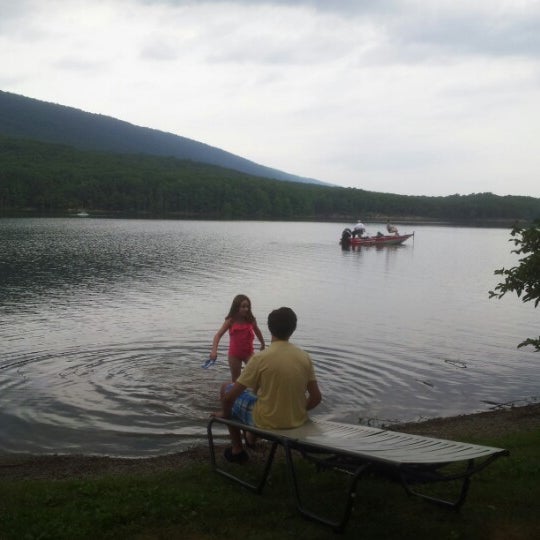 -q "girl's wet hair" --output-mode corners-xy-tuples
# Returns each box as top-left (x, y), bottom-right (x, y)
(226, 294), (255, 322)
